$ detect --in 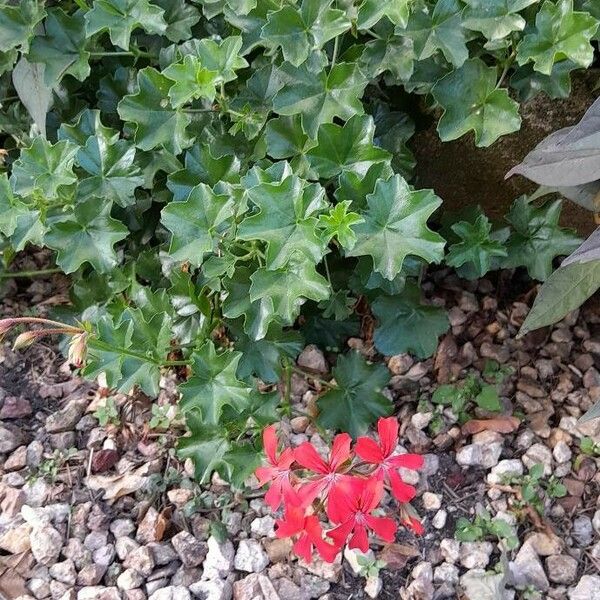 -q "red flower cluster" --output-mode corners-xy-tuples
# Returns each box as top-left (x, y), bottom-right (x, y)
(255, 417), (424, 563)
